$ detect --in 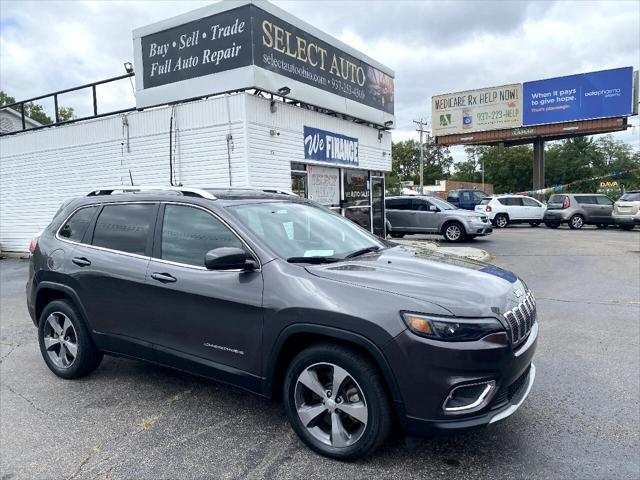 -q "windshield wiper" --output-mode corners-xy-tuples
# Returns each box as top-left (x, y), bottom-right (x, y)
(287, 256), (342, 264)
(344, 246), (382, 259)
